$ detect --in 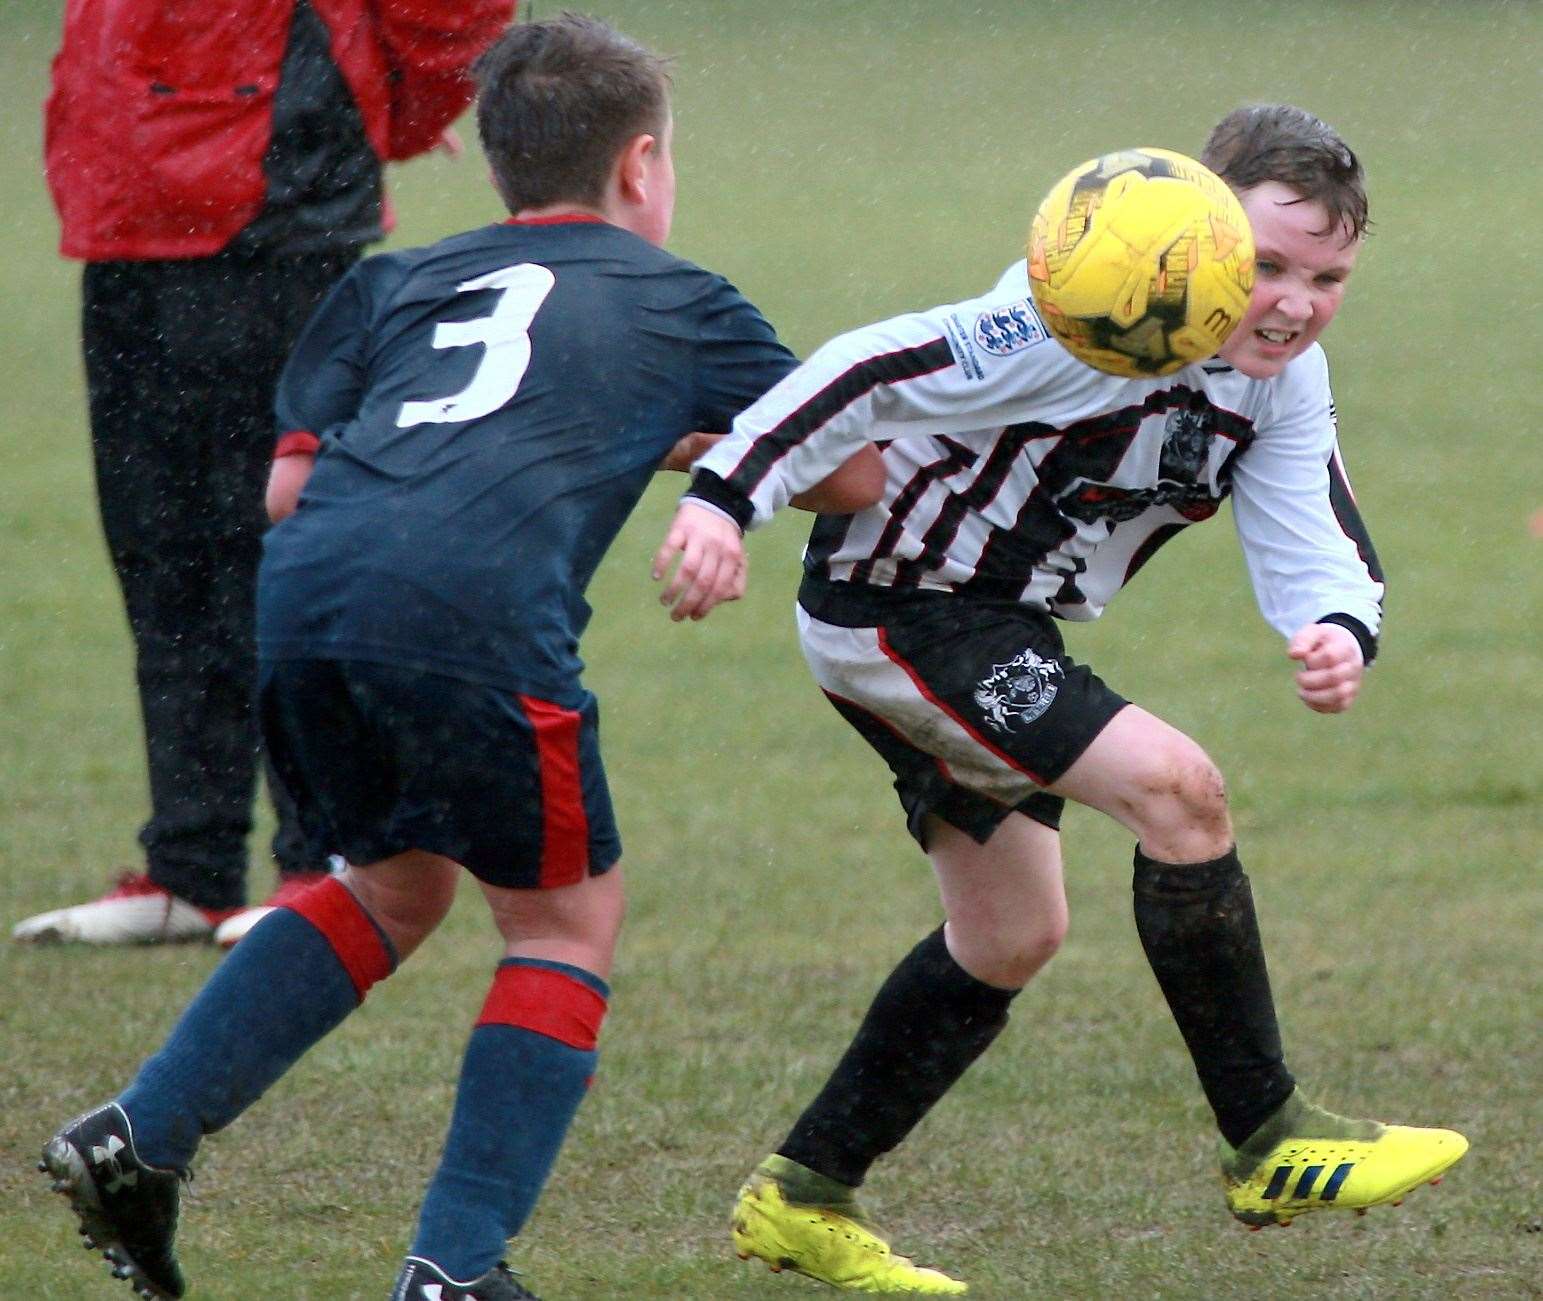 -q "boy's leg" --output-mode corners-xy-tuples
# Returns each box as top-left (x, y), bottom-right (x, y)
(733, 814), (1062, 1295)
(404, 868), (624, 1288)
(739, 603), (1104, 1291)
(1052, 705), (1468, 1224)
(776, 814), (1061, 1183)
(1049, 705), (1295, 1143)
(41, 855), (455, 1297)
